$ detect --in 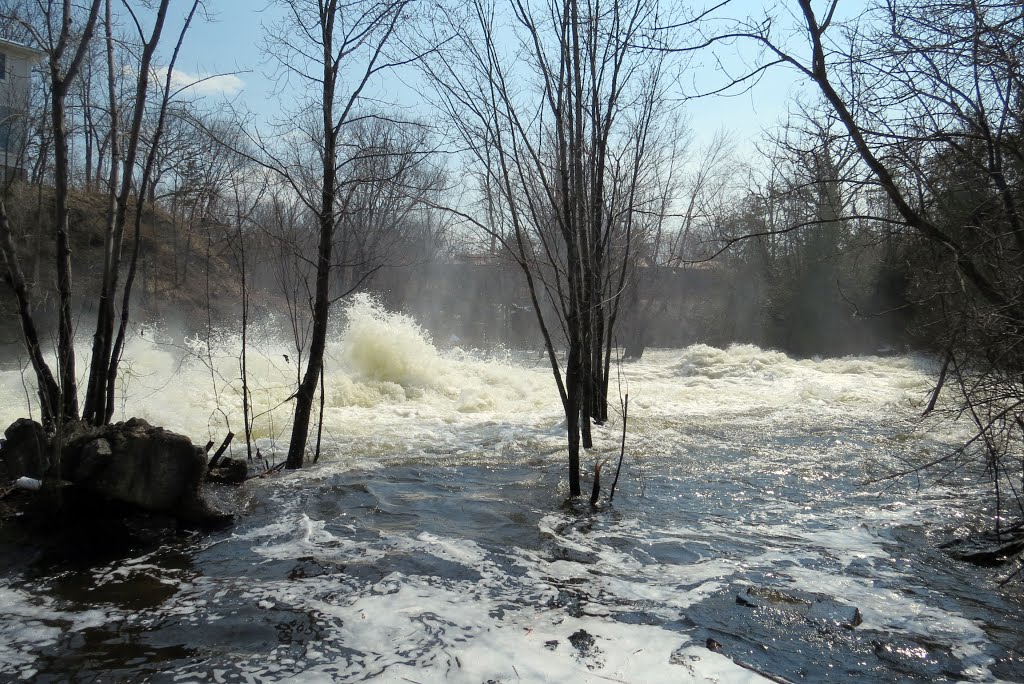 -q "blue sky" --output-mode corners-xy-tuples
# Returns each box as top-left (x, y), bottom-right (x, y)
(160, 2), (274, 107)
(165, 1), (806, 154)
